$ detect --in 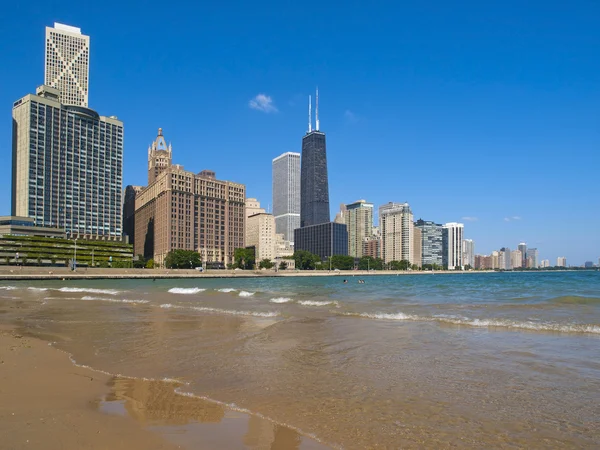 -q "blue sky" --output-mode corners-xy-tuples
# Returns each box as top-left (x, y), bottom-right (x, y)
(1, 1), (598, 265)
